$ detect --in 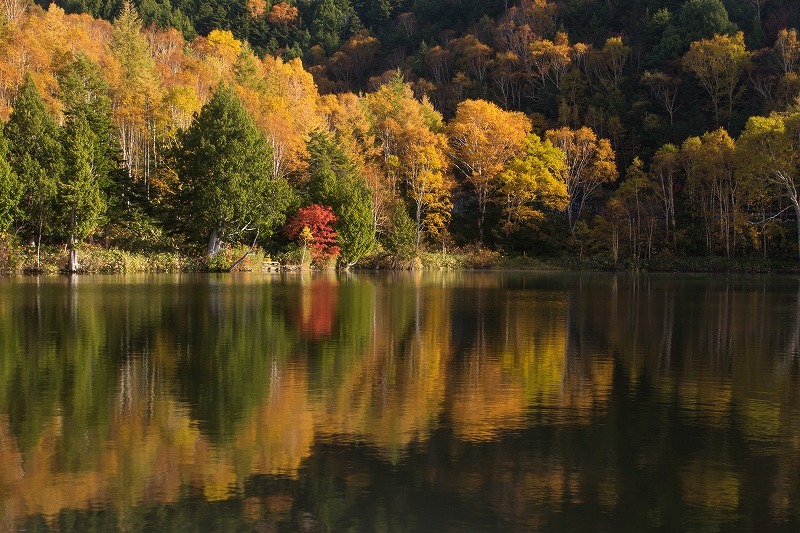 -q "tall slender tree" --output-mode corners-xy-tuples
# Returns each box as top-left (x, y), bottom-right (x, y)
(110, 0), (162, 201)
(738, 110), (800, 260)
(60, 115), (107, 272)
(545, 126), (617, 233)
